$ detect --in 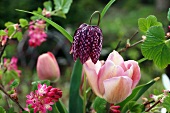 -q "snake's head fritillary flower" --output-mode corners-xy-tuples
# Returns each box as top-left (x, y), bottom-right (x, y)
(70, 23), (103, 64)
